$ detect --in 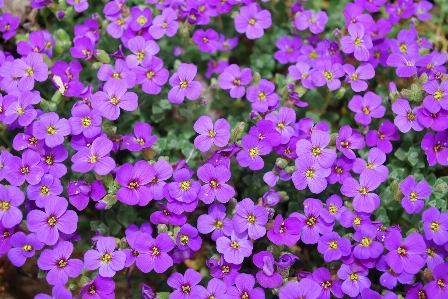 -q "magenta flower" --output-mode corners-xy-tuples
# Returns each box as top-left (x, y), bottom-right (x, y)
(341, 171), (381, 214)
(348, 92), (386, 125)
(197, 203), (232, 241)
(343, 63), (375, 92)
(69, 105), (102, 138)
(97, 59), (136, 89)
(168, 63), (203, 104)
(317, 232), (351, 262)
(193, 29), (219, 53)
(423, 207), (448, 245)
(150, 203), (186, 226)
(392, 99), (424, 133)
(134, 56), (169, 95)
(197, 163), (234, 204)
(386, 53), (419, 78)
(70, 36), (94, 60)
(236, 135), (272, 170)
(423, 80), (448, 113)
(227, 273), (265, 298)
(233, 198), (268, 240)
(149, 8), (179, 39)
(176, 223), (202, 252)
(5, 149), (44, 186)
(91, 79), (138, 121)
(385, 231), (426, 274)
(10, 53), (48, 91)
(401, 176), (431, 214)
(84, 236), (126, 277)
(296, 130), (336, 168)
(134, 232), (174, 273)
(218, 64), (252, 99)
(168, 168), (201, 204)
(0, 185), (24, 228)
(147, 159), (172, 200)
(193, 116), (230, 152)
(265, 107), (296, 145)
(366, 120), (400, 154)
(292, 155), (330, 194)
(310, 58), (344, 90)
(33, 112), (71, 148)
(246, 79), (279, 113)
(8, 232), (44, 267)
(353, 224), (383, 259)
(352, 147), (389, 182)
(79, 275), (115, 299)
(71, 137), (115, 175)
(37, 241), (83, 285)
(234, 3), (271, 40)
(0, 13), (20, 40)
(263, 166), (291, 187)
(122, 122), (157, 152)
(327, 156), (354, 185)
(267, 214), (302, 246)
(294, 10), (328, 34)
(168, 268), (203, 299)
(336, 125), (365, 159)
(288, 62), (315, 89)
(279, 278), (321, 299)
(340, 23), (373, 61)
(116, 161), (156, 206)
(129, 6), (152, 31)
(216, 231), (253, 264)
(125, 36), (160, 68)
(337, 264), (371, 297)
(26, 174), (63, 208)
(311, 267), (344, 299)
